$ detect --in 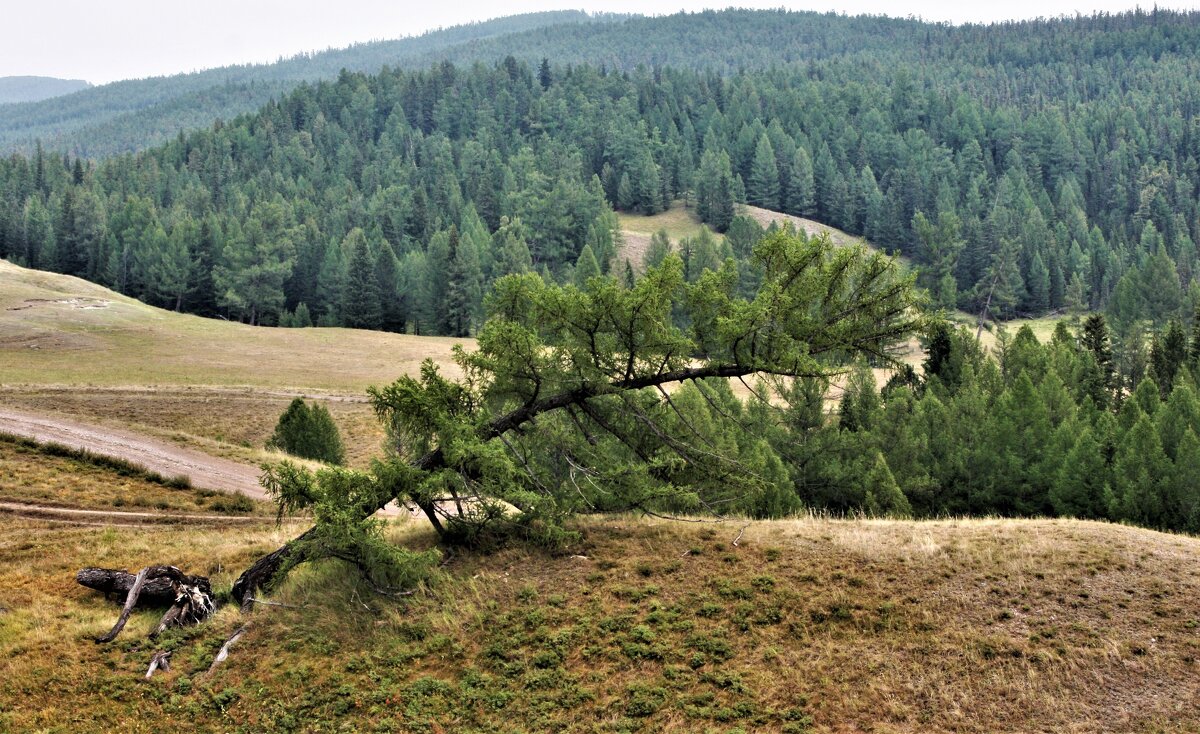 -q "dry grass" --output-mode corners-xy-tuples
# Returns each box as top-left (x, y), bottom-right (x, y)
(0, 438), (271, 515)
(2, 512), (1197, 733)
(964, 313), (1075, 353)
(0, 385), (385, 469)
(0, 259), (468, 391)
